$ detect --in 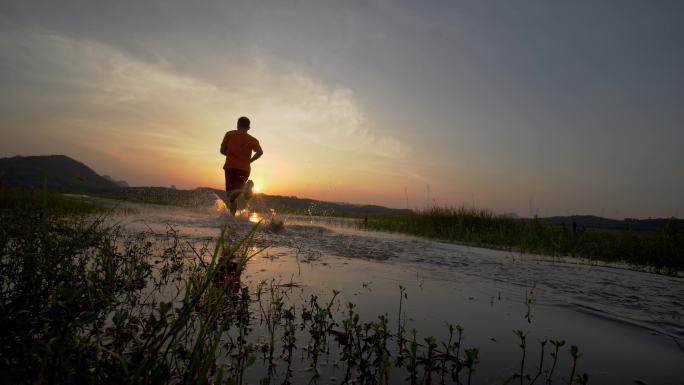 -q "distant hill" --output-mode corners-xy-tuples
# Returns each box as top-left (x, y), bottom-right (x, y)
(540, 215), (683, 233)
(0, 155), (119, 192)
(104, 186), (414, 216)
